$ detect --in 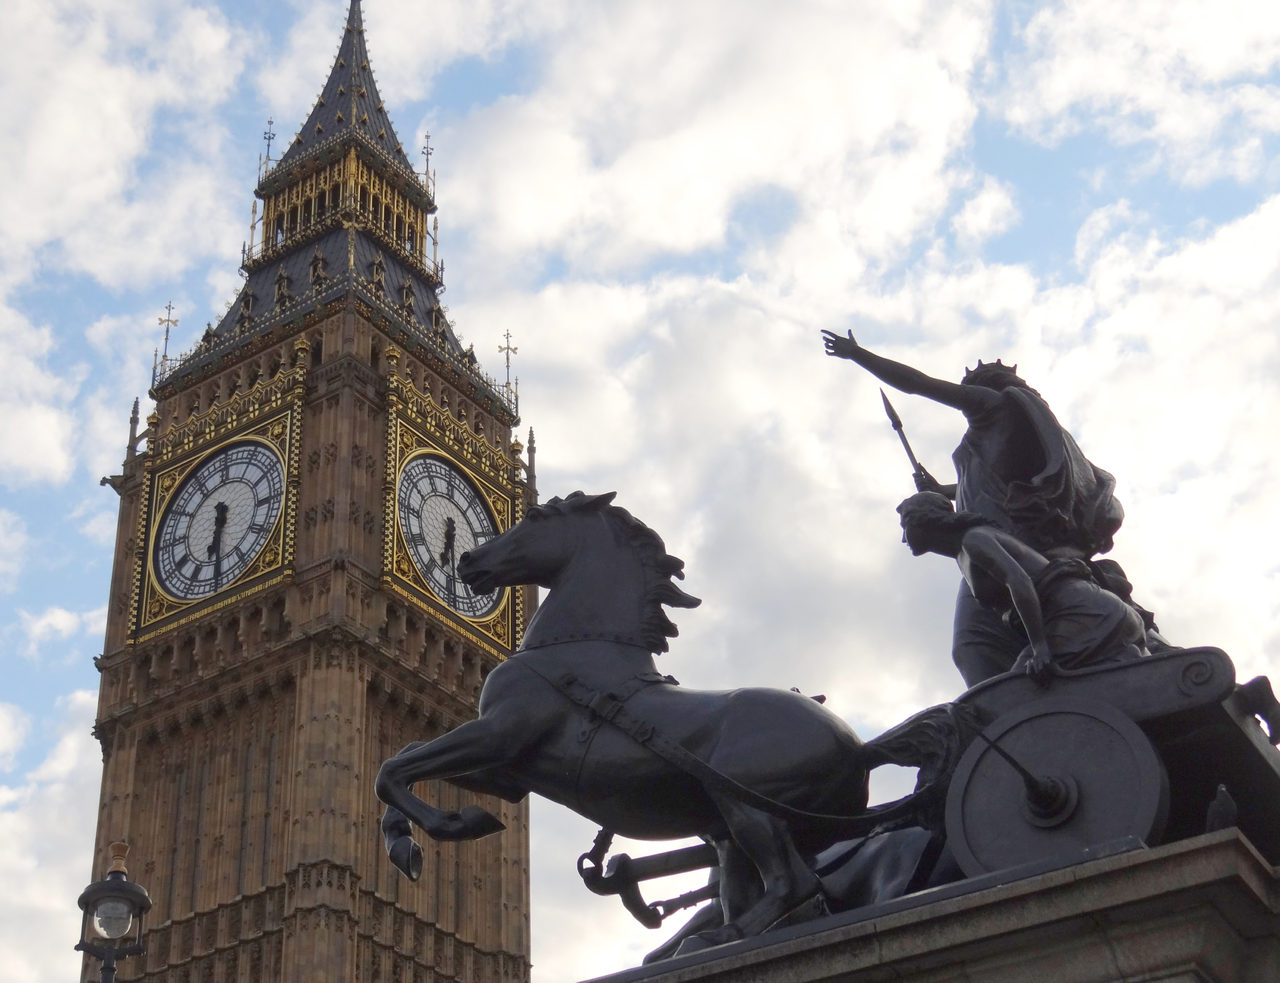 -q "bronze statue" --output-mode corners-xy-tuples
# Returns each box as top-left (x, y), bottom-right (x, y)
(371, 487), (1280, 964)
(822, 330), (1125, 686)
(375, 492), (966, 955)
(896, 491), (1148, 683)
